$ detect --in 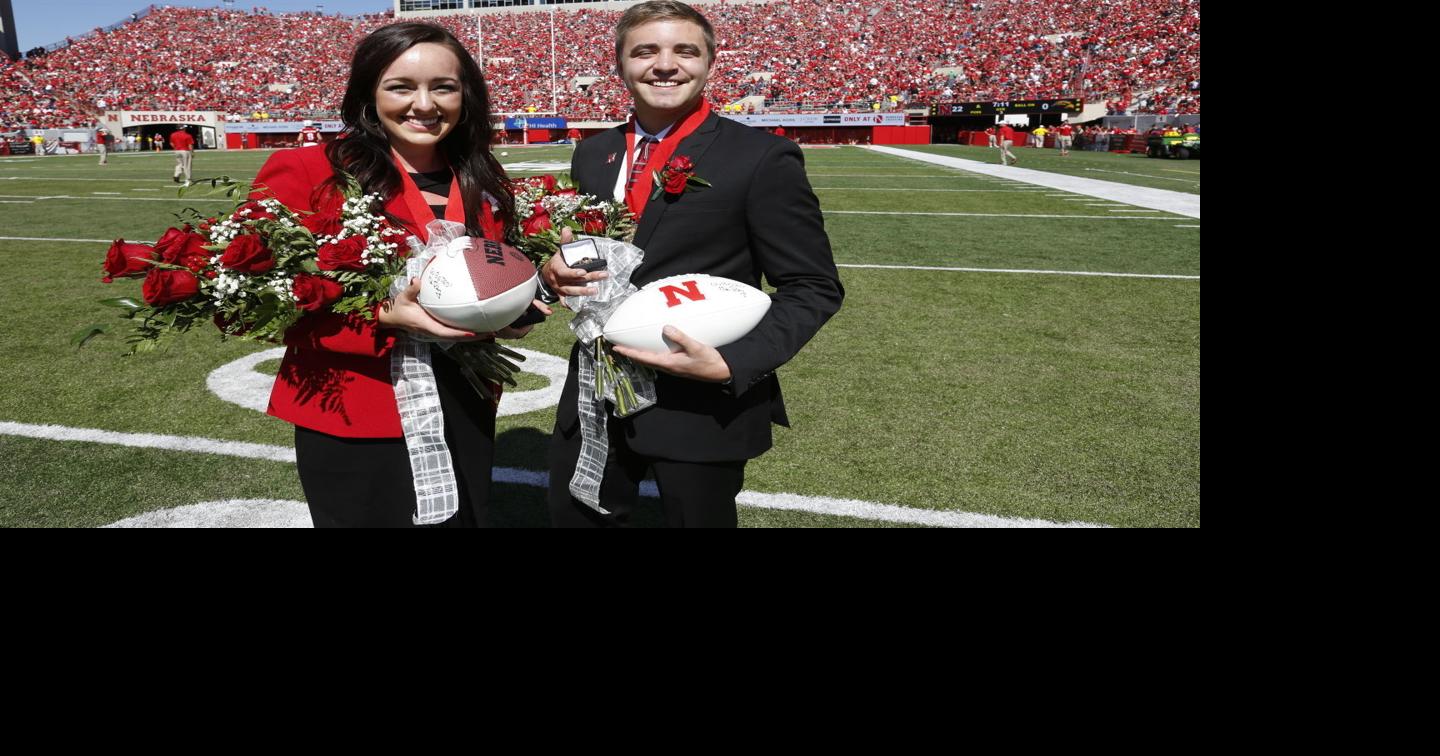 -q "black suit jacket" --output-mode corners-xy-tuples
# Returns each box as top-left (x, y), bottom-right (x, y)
(556, 112), (844, 462)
